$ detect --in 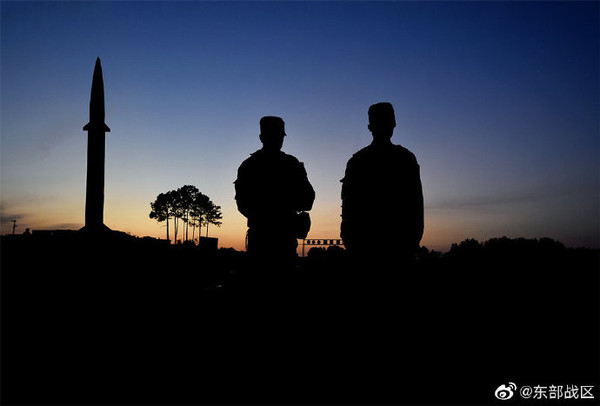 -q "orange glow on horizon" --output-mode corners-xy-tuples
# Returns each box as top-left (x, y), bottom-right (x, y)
(7, 191), (567, 255)
(3, 197), (456, 253)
